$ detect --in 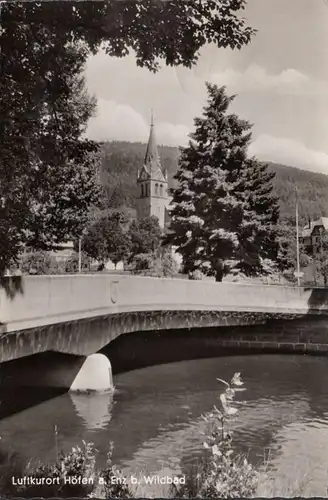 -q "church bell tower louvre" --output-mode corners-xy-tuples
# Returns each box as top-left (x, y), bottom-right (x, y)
(136, 112), (169, 229)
